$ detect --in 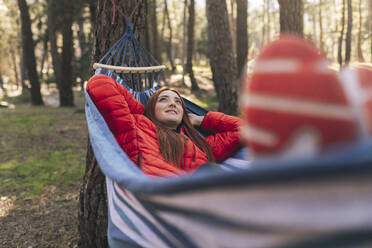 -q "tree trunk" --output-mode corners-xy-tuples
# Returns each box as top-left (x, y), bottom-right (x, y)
(187, 0), (199, 91)
(60, 0), (74, 106)
(39, 33), (48, 81)
(318, 0), (324, 52)
(229, 0), (236, 57)
(182, 0), (188, 86)
(19, 47), (27, 90)
(338, 0), (346, 68)
(79, 143), (108, 248)
(262, 1), (266, 45)
(17, 0), (44, 105)
(89, 2), (97, 25)
(370, 0), (372, 63)
(356, 0), (364, 62)
(312, 1), (318, 43)
(47, 0), (62, 92)
(206, 0), (238, 115)
(236, 0), (248, 77)
(278, 0), (303, 36)
(78, 1), (147, 247)
(11, 50), (19, 90)
(344, 0), (352, 65)
(151, 0), (161, 62)
(77, 12), (93, 91)
(164, 0), (176, 72)
(266, 0), (271, 44)
(0, 73), (5, 96)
